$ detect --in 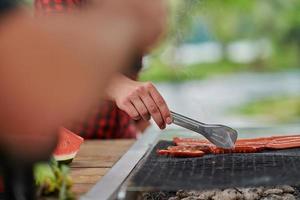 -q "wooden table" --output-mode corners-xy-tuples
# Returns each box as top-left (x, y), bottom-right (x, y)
(70, 140), (135, 197)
